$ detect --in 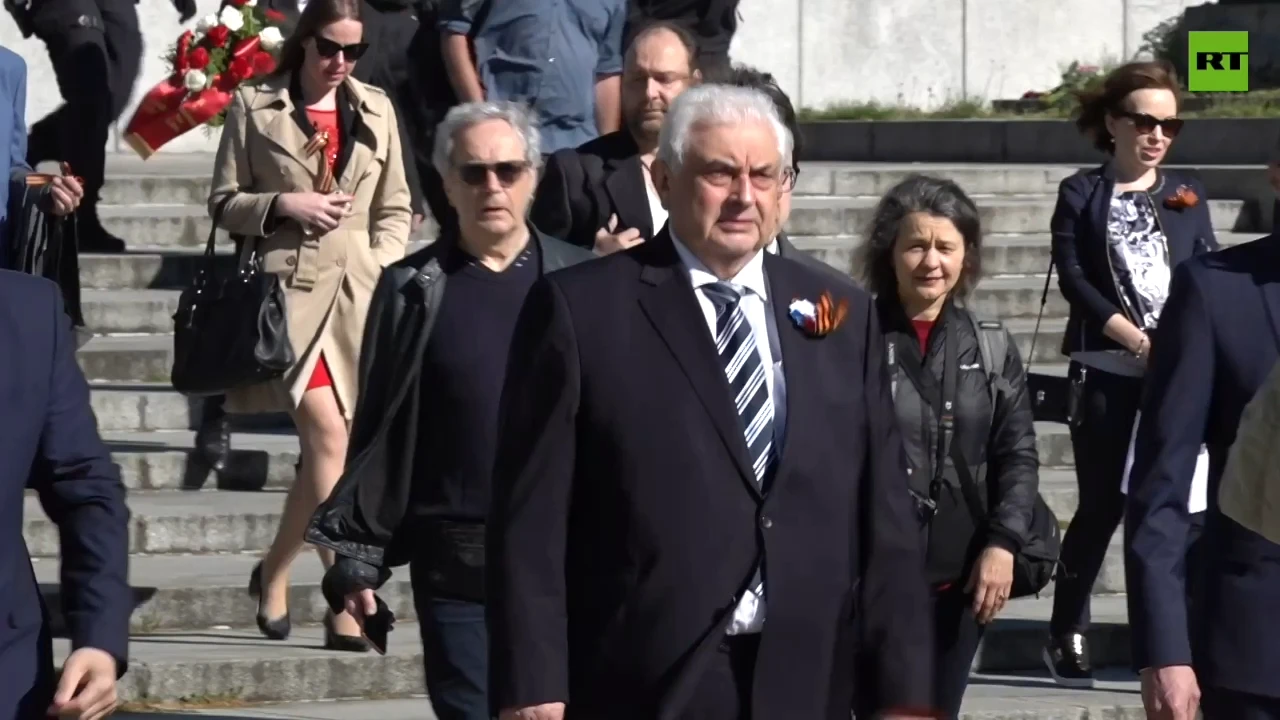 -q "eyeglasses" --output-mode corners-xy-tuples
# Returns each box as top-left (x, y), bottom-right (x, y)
(1113, 110), (1184, 138)
(457, 161), (532, 187)
(313, 36), (369, 61)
